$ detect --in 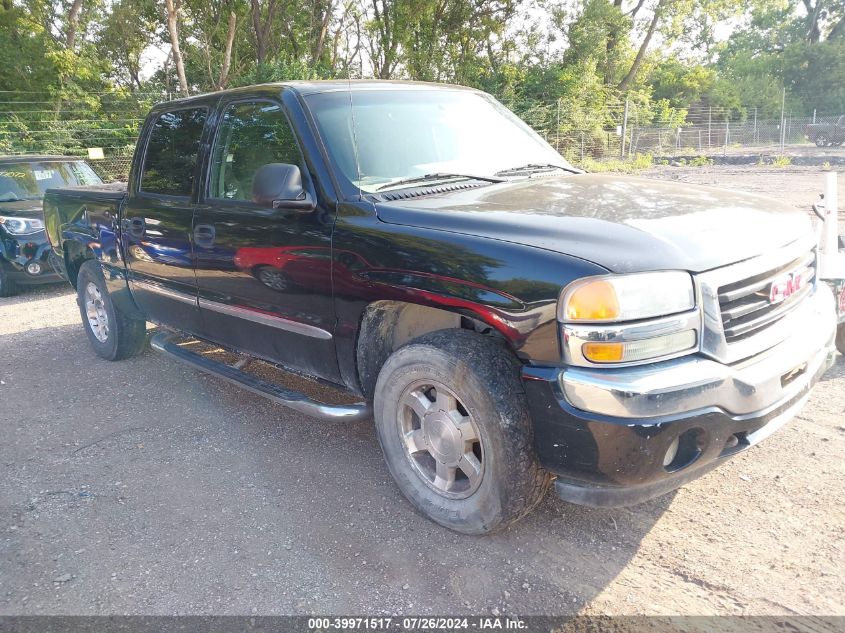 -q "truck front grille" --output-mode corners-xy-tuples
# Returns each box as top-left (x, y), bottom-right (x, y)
(717, 251), (815, 343)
